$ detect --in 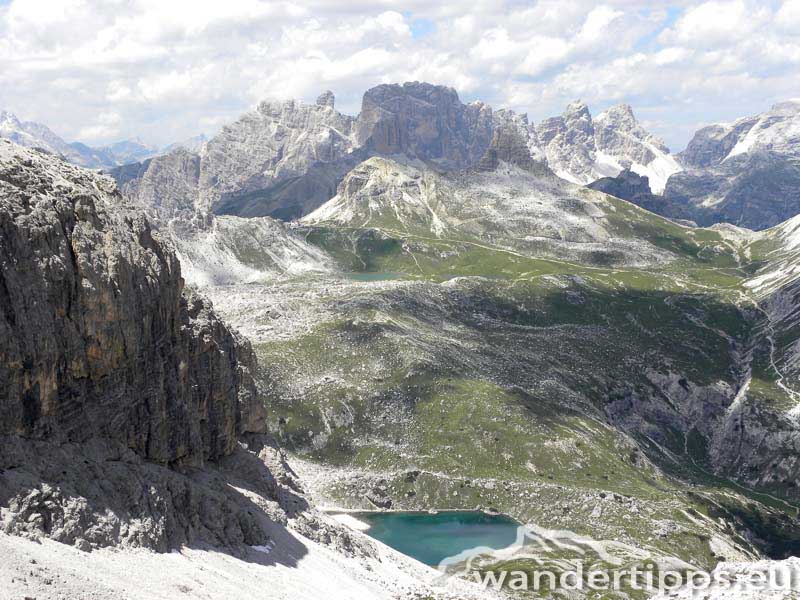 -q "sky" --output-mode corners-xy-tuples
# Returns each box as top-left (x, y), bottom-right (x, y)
(0, 0), (798, 151)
